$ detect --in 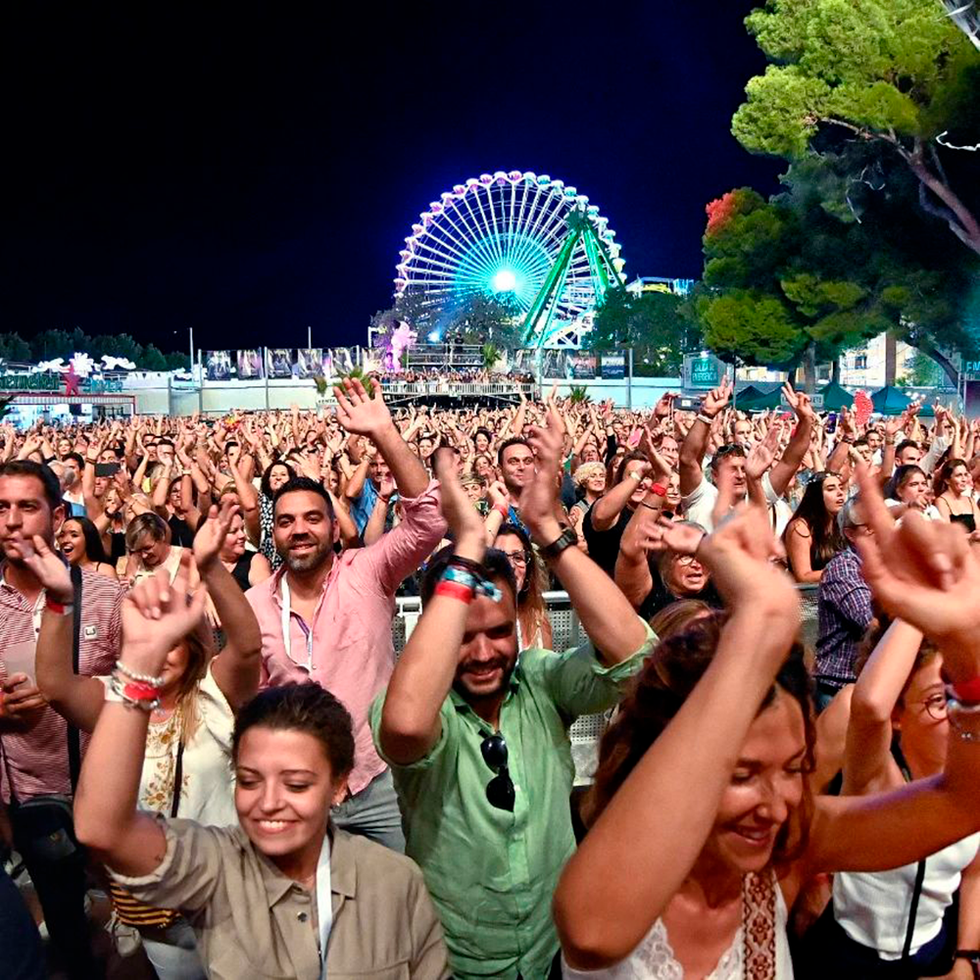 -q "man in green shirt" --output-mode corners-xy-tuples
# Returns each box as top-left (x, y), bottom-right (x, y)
(371, 406), (655, 979)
